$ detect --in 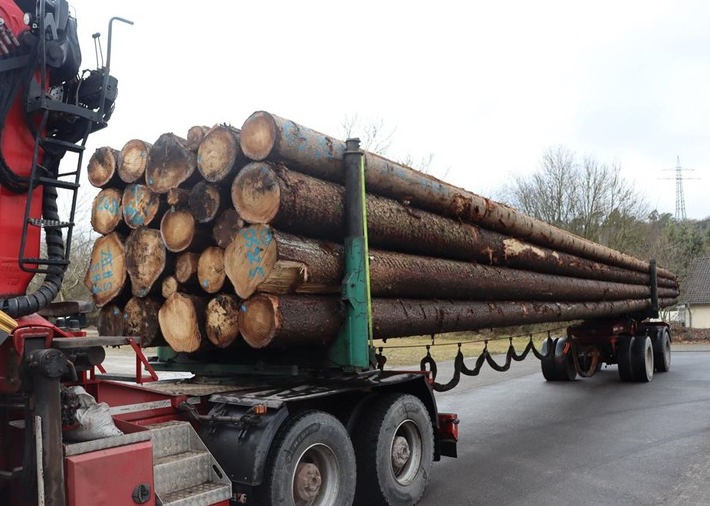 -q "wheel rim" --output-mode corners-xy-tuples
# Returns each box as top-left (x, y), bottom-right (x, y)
(644, 340), (654, 379)
(664, 336), (671, 368)
(291, 443), (339, 506)
(390, 419), (423, 486)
